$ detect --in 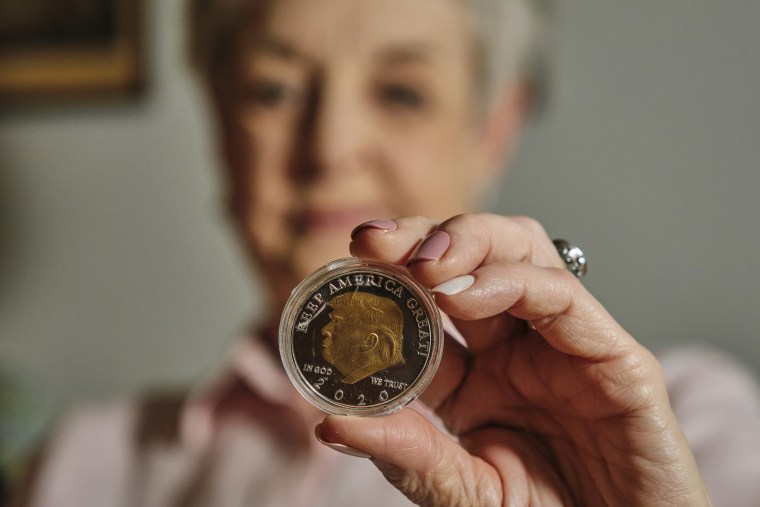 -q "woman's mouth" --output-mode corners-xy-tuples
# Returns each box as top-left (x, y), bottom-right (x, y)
(297, 208), (384, 234)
